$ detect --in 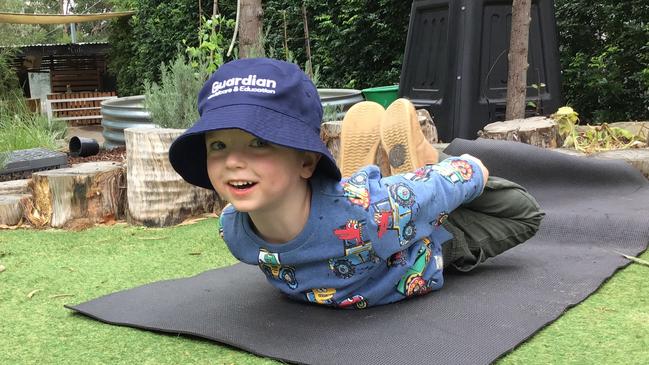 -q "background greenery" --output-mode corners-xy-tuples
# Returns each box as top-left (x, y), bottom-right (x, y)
(0, 219), (647, 364)
(1, 0), (647, 122)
